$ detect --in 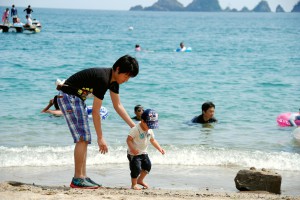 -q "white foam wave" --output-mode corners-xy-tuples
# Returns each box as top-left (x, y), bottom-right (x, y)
(0, 145), (299, 171)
